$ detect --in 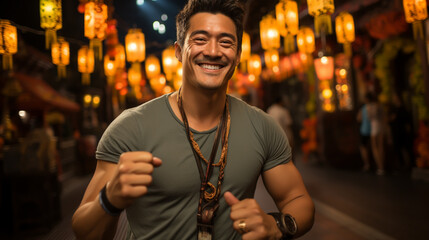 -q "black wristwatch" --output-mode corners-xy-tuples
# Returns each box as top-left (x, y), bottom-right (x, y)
(268, 212), (297, 240)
